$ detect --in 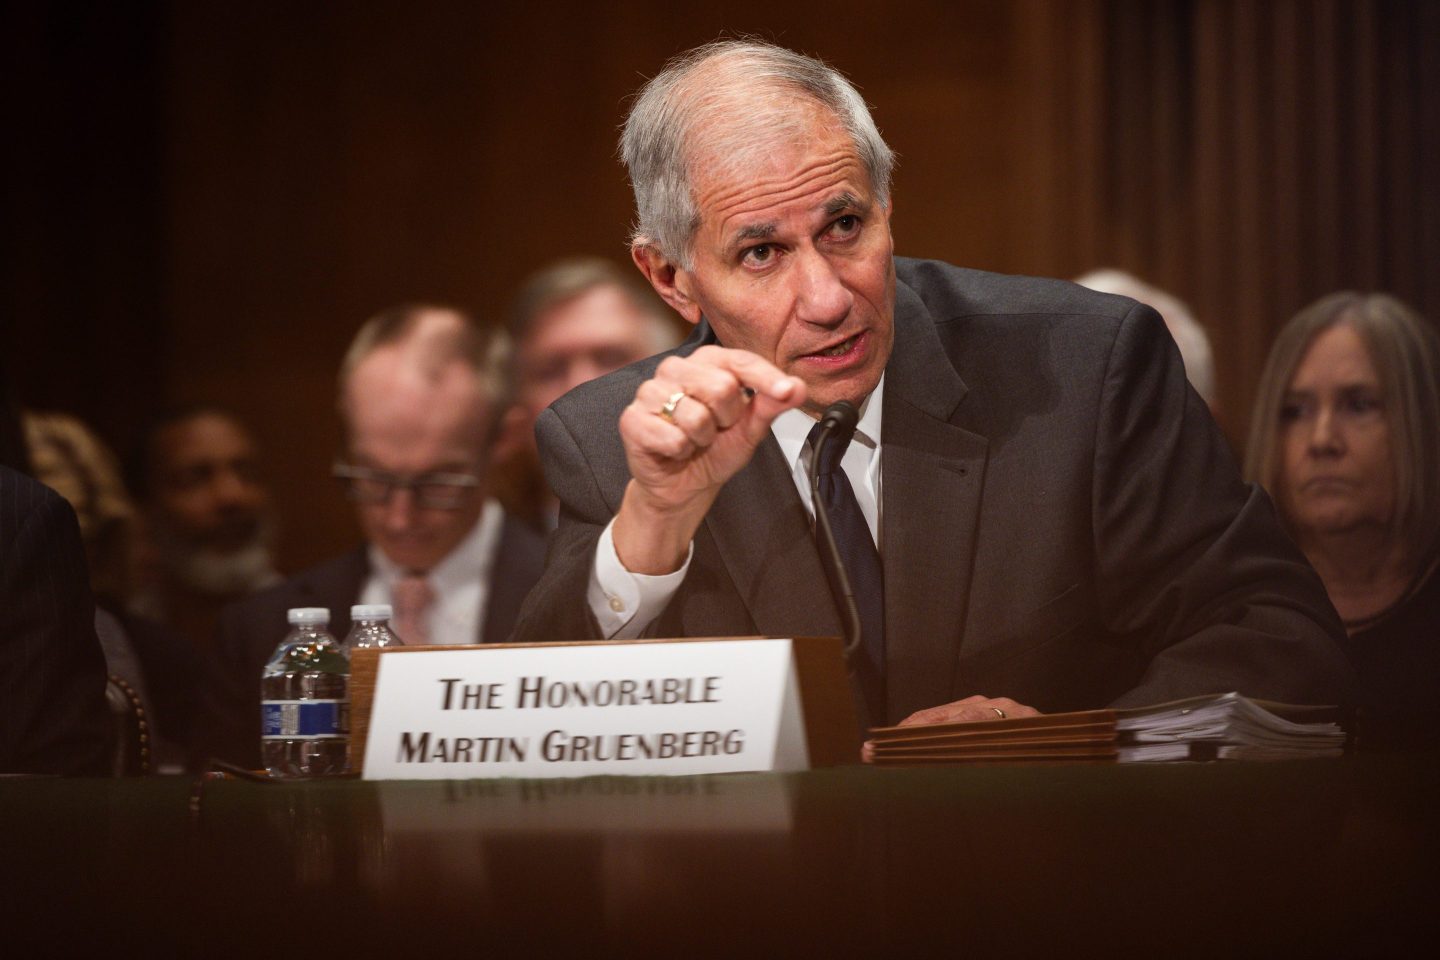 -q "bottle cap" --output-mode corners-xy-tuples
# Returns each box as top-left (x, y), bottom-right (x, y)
(351, 604), (393, 621)
(286, 607), (331, 625)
